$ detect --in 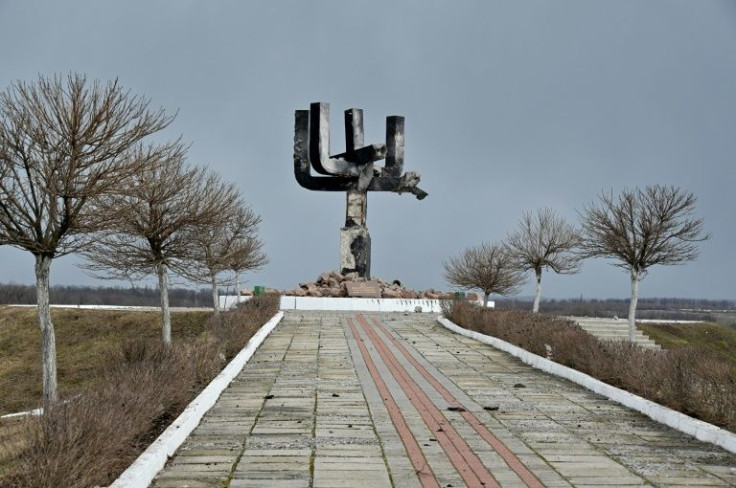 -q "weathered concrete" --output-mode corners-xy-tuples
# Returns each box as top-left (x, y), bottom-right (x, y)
(151, 312), (736, 487)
